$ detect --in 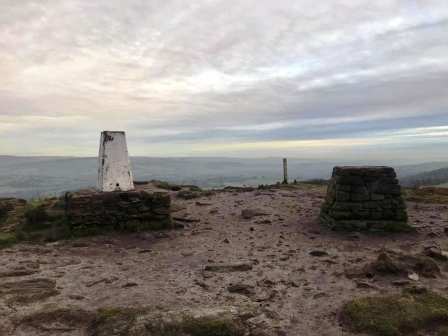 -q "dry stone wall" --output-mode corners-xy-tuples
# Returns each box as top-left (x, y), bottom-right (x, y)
(320, 166), (411, 232)
(0, 198), (27, 232)
(65, 190), (171, 236)
(20, 190), (171, 240)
